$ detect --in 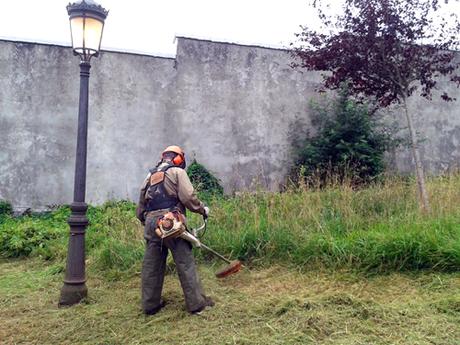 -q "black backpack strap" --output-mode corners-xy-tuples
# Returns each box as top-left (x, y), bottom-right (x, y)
(145, 162), (181, 212)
